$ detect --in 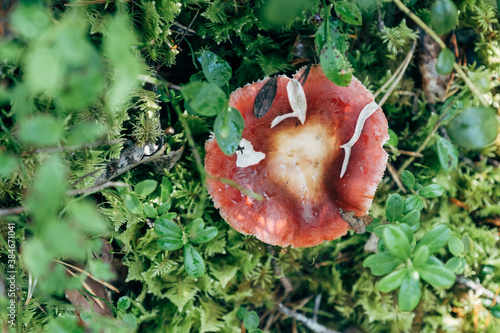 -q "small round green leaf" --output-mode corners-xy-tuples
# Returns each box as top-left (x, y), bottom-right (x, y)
(334, 1), (362, 26)
(417, 264), (455, 287)
(185, 218), (205, 237)
(157, 202), (171, 215)
(182, 81), (227, 116)
(154, 219), (182, 238)
(117, 296), (131, 311)
(448, 236), (464, 256)
(491, 304), (500, 318)
(157, 237), (184, 251)
(135, 179), (158, 197)
(403, 194), (424, 214)
(386, 128), (399, 147)
(431, 0), (458, 35)
(124, 194), (142, 215)
(200, 51), (232, 87)
(18, 115), (64, 146)
(399, 223), (414, 244)
(363, 252), (403, 276)
(400, 171), (415, 191)
(419, 184), (444, 198)
(447, 106), (499, 150)
(385, 194), (404, 222)
(445, 256), (466, 273)
(183, 243), (205, 278)
(190, 227), (218, 244)
(435, 136), (458, 172)
(417, 224), (450, 254)
(383, 225), (411, 260)
(143, 204), (158, 218)
(401, 210), (421, 232)
(412, 245), (430, 267)
(243, 311), (260, 330)
(436, 48), (455, 75)
(214, 106), (245, 156)
(236, 307), (247, 321)
(398, 270), (422, 311)
(377, 269), (407, 293)
(0, 152), (18, 178)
